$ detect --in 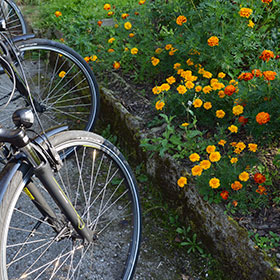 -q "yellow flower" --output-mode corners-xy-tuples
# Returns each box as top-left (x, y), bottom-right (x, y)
(124, 22), (132, 30)
(232, 105), (244, 116)
(200, 160), (211, 170)
(155, 100), (165, 110)
(177, 85), (187, 95)
(239, 7), (253, 18)
(169, 48), (177, 56)
(103, 3), (111, 10)
(177, 177), (187, 188)
(195, 85), (202, 92)
(55, 11), (62, 17)
(181, 122), (189, 127)
(166, 76), (176, 84)
(193, 99), (203, 108)
(176, 15), (187, 26)
(165, 44), (172, 50)
(218, 72), (226, 78)
(108, 11), (114, 16)
(248, 20), (255, 28)
(84, 56), (90, 62)
(129, 33), (135, 38)
(209, 151), (221, 162)
(151, 57), (160, 66)
(131, 47), (138, 55)
(108, 48), (115, 53)
(203, 86), (212, 94)
(186, 58), (194, 66)
(90, 55), (98, 61)
(218, 140), (226, 146)
(185, 81), (195, 89)
(207, 36), (219, 47)
(239, 172), (249, 182)
(206, 145), (216, 153)
(216, 110), (225, 118)
(218, 90), (225, 98)
(235, 142), (246, 151)
(192, 165), (203, 176)
(152, 86), (161, 95)
(108, 37), (115, 44)
(228, 125), (238, 133)
(203, 102), (212, 110)
(230, 157), (238, 164)
(189, 153), (200, 162)
(248, 143), (258, 152)
(160, 83), (170, 92)
(203, 71), (213, 79)
(173, 63), (181, 70)
(59, 71), (66, 78)
(209, 178), (220, 189)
